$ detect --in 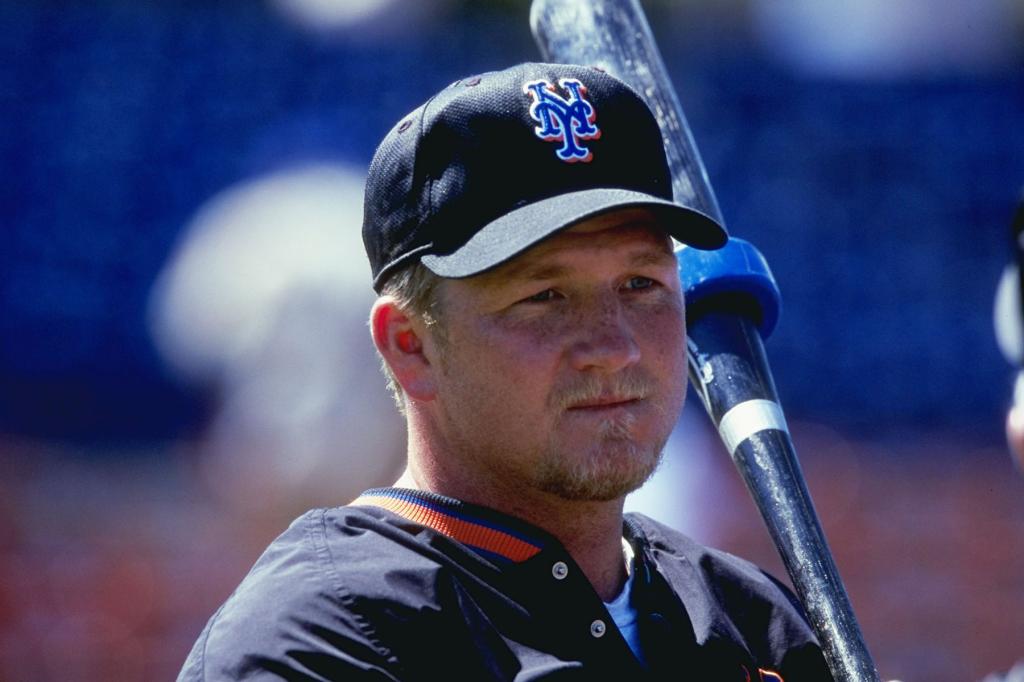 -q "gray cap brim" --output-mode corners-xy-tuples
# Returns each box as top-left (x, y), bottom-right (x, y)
(420, 187), (727, 279)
